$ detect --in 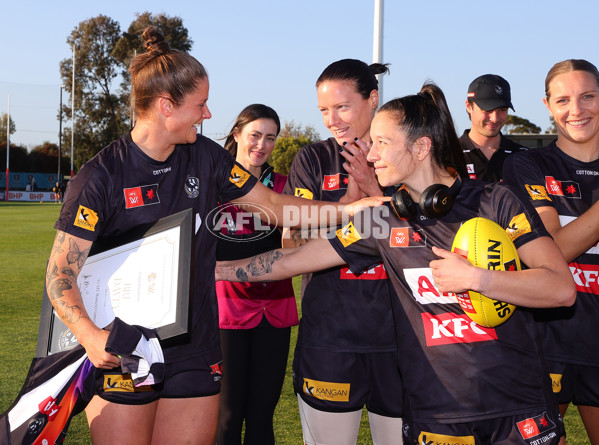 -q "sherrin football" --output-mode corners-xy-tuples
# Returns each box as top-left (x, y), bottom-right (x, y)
(451, 217), (520, 328)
